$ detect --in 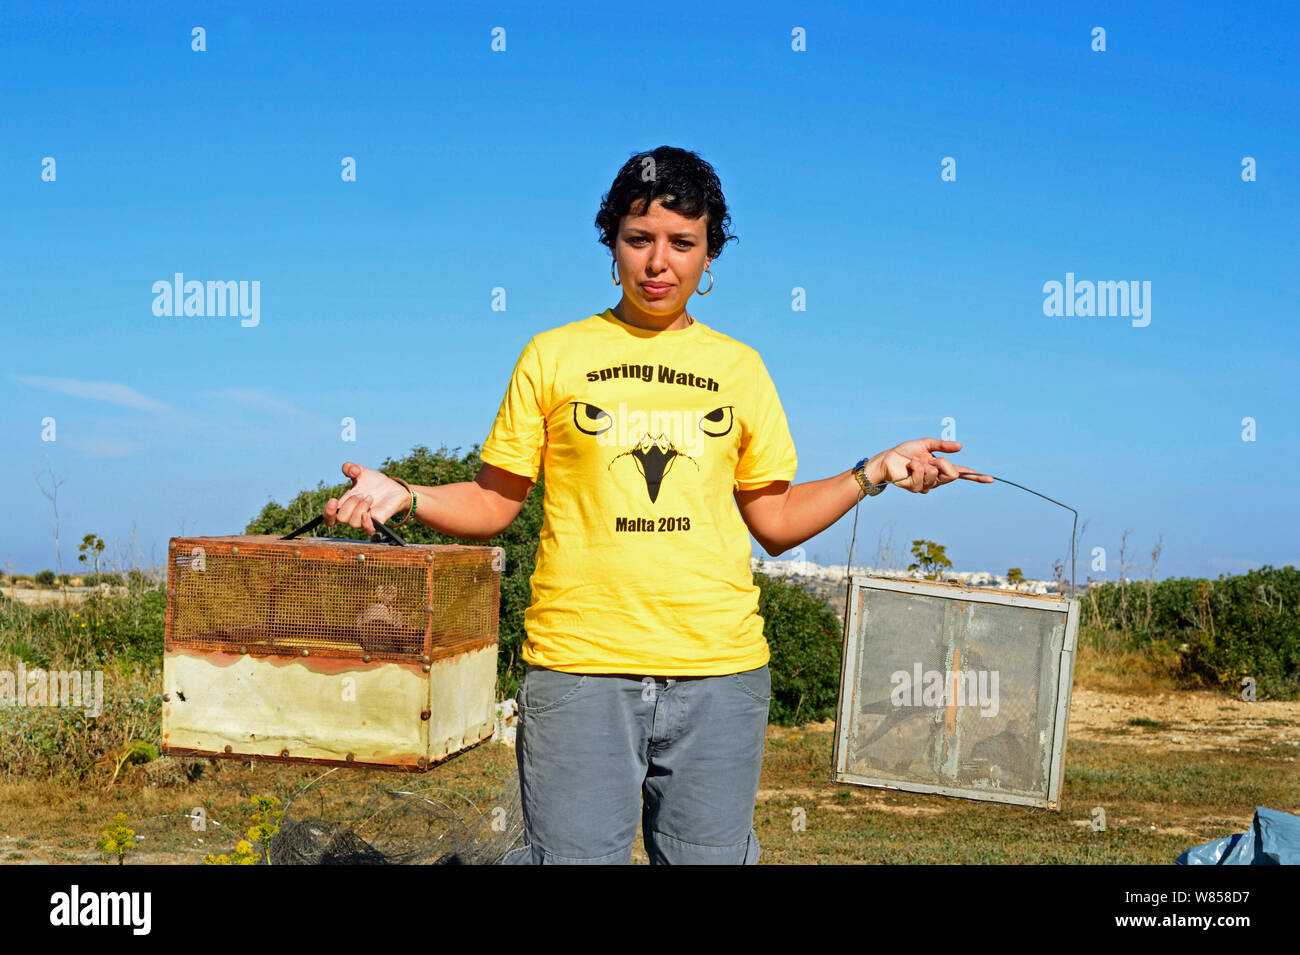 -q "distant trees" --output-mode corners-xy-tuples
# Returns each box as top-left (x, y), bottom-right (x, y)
(908, 540), (952, 581)
(78, 534), (105, 580)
